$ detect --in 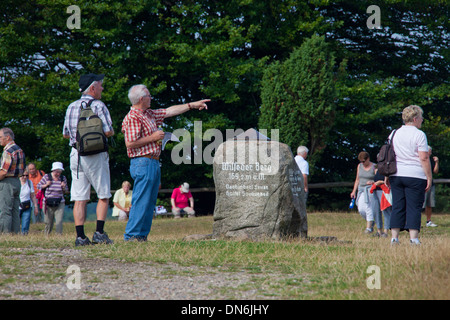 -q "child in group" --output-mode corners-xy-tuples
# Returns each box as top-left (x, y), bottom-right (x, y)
(370, 174), (392, 237)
